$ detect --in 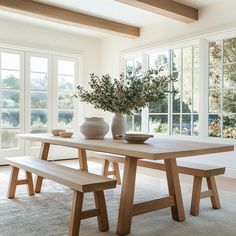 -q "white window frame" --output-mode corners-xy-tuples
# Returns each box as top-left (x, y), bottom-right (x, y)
(0, 43), (83, 159)
(0, 48), (25, 157)
(121, 35), (236, 144)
